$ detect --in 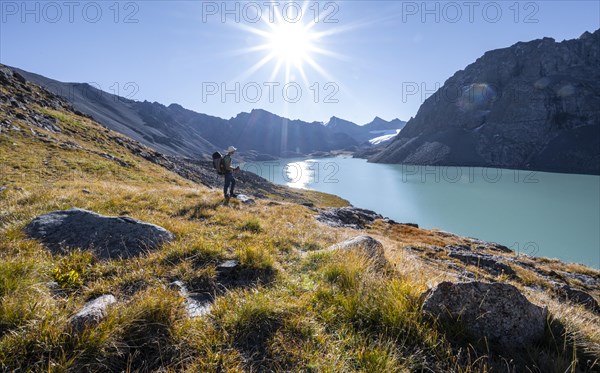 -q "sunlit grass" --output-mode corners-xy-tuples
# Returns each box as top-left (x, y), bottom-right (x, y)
(0, 88), (598, 371)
